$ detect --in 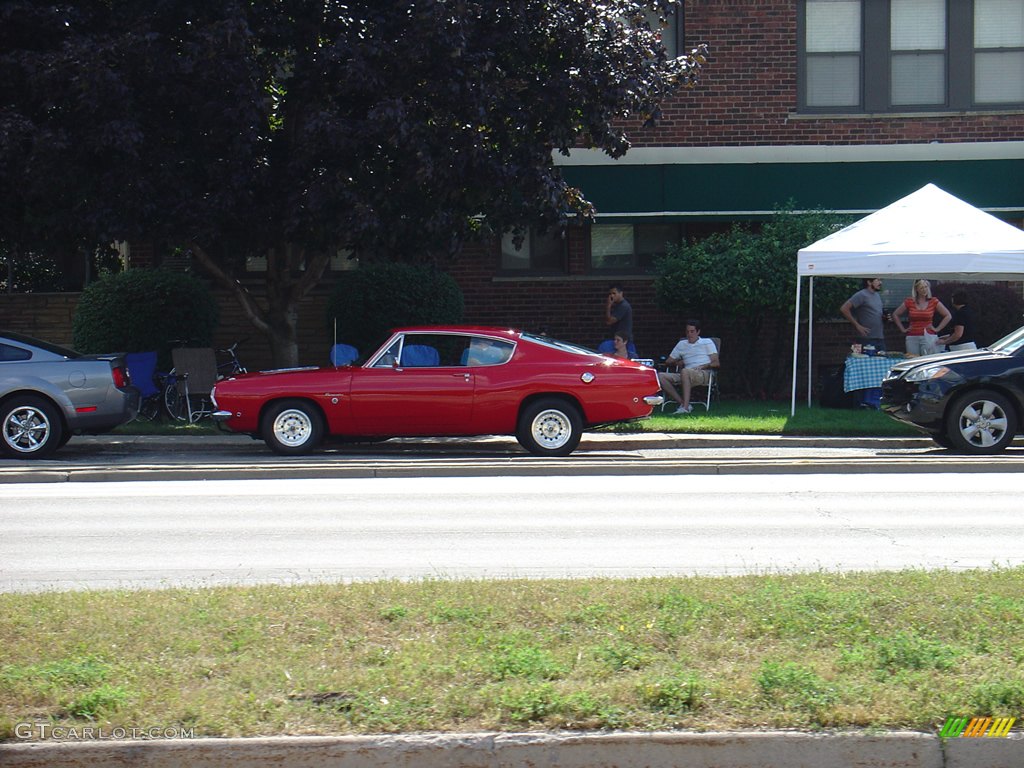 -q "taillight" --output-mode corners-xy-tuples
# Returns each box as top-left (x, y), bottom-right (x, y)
(112, 366), (129, 389)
